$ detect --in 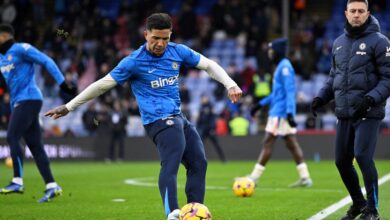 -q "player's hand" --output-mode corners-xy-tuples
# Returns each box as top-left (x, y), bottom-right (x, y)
(287, 113), (297, 128)
(44, 105), (70, 119)
(228, 86), (243, 103)
(311, 97), (324, 117)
